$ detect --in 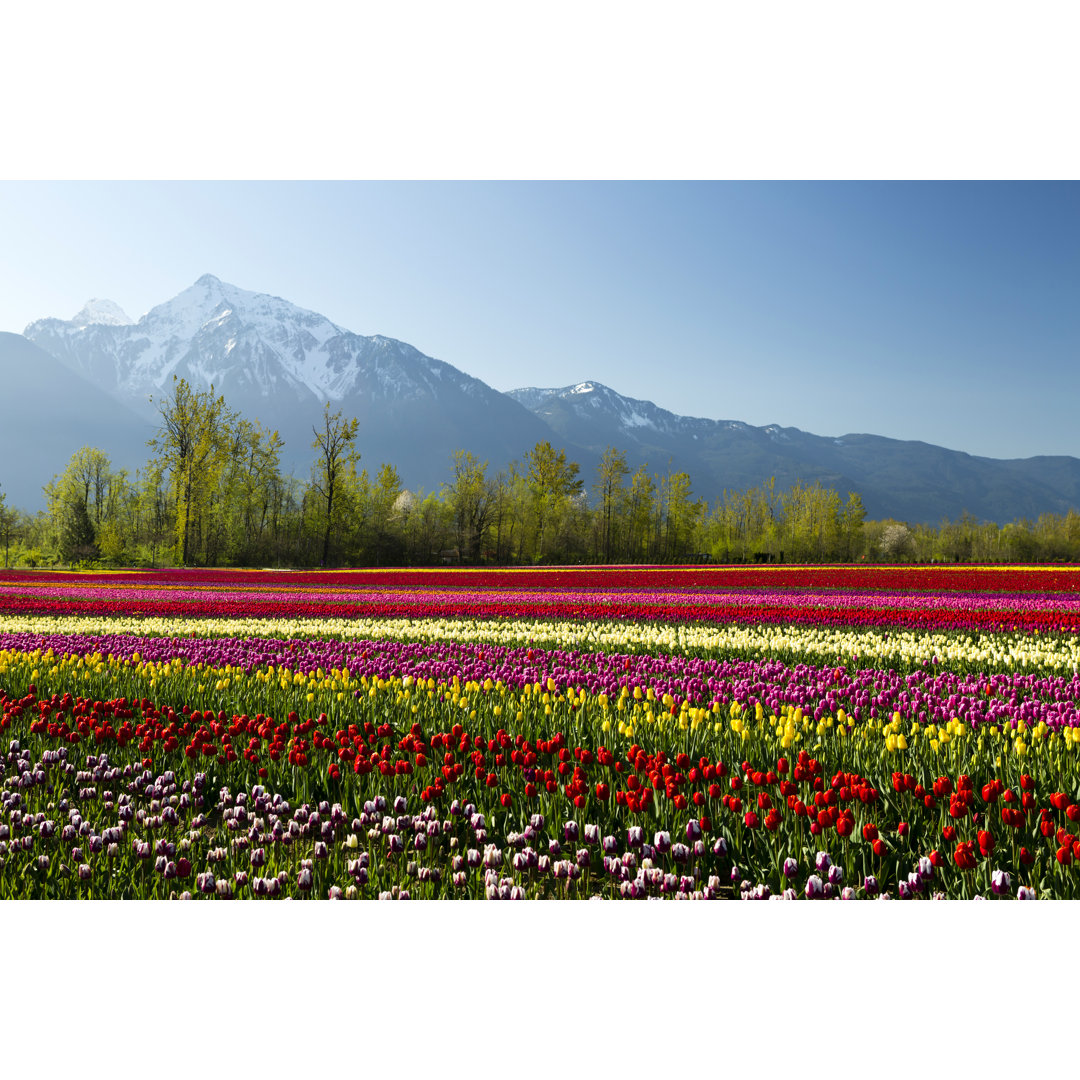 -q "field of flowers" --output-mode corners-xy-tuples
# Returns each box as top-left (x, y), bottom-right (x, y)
(3, 563), (1080, 900)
